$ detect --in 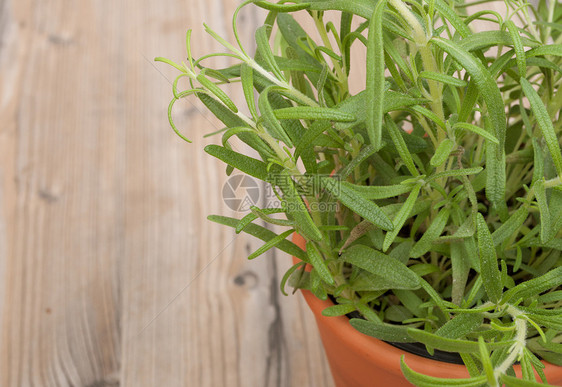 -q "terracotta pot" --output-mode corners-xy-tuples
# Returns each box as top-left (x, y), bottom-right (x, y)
(291, 233), (562, 387)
